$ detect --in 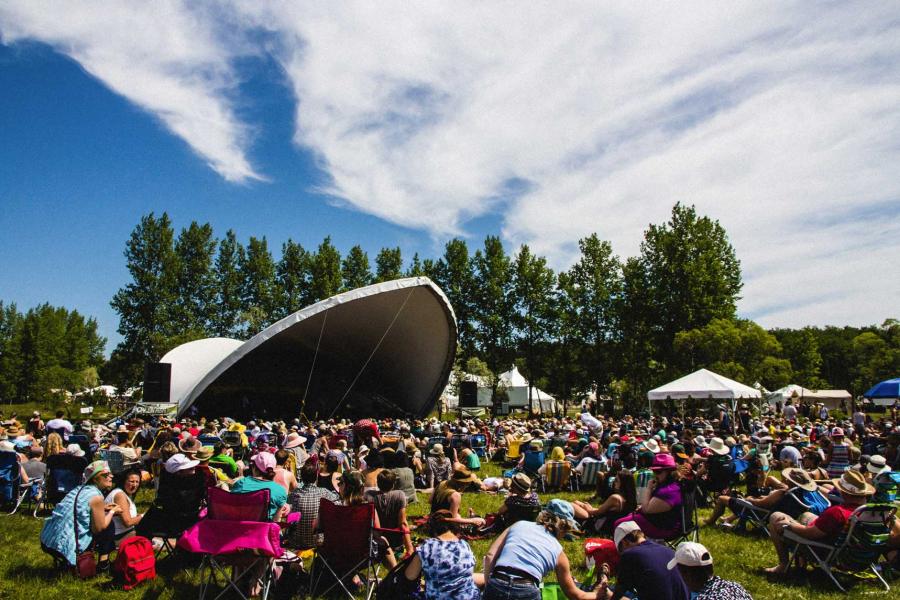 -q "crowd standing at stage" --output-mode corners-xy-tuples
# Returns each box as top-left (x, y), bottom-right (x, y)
(0, 400), (898, 598)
